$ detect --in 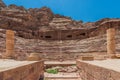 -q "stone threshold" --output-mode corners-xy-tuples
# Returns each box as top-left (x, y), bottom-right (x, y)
(44, 72), (80, 79)
(45, 61), (76, 67)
